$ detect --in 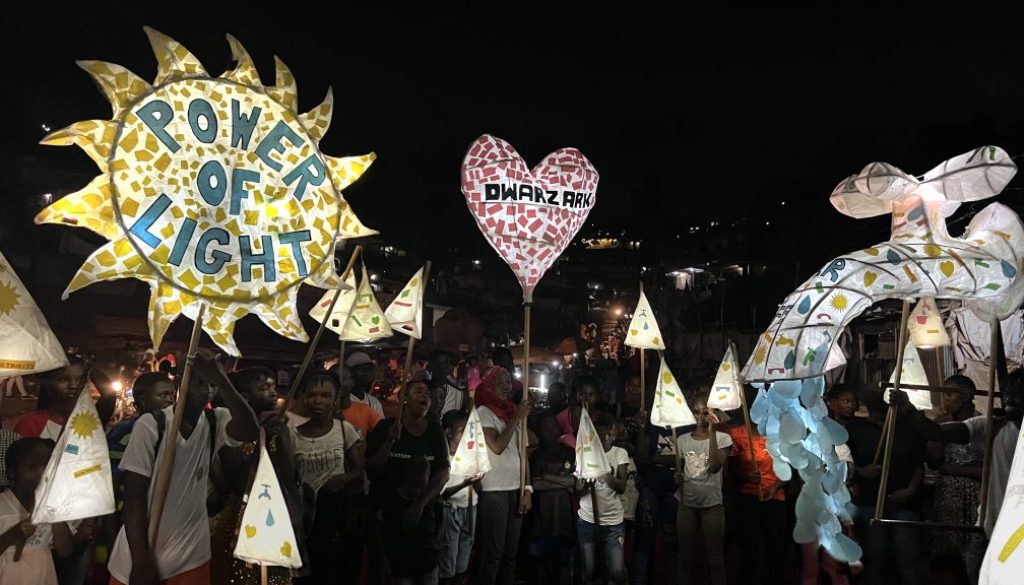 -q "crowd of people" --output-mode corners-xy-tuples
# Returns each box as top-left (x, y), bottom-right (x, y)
(0, 345), (1020, 585)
